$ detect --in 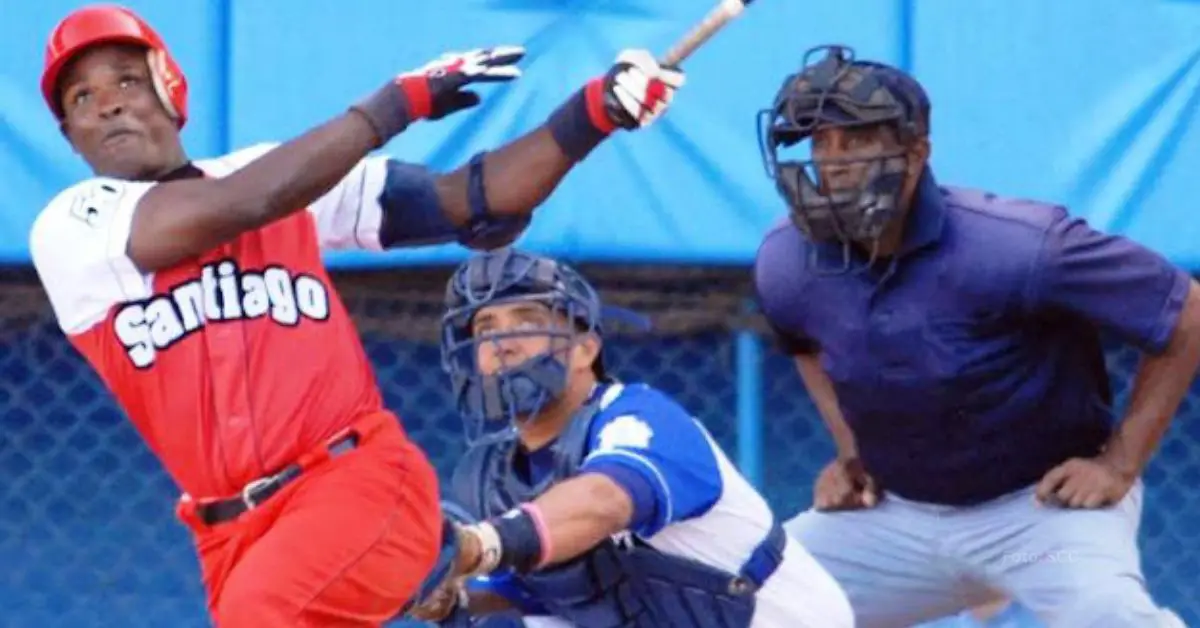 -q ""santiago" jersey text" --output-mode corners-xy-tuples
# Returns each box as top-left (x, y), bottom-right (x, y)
(114, 260), (330, 368)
